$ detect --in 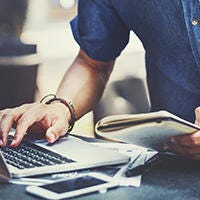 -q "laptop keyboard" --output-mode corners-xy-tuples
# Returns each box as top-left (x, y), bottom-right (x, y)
(0, 136), (75, 170)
